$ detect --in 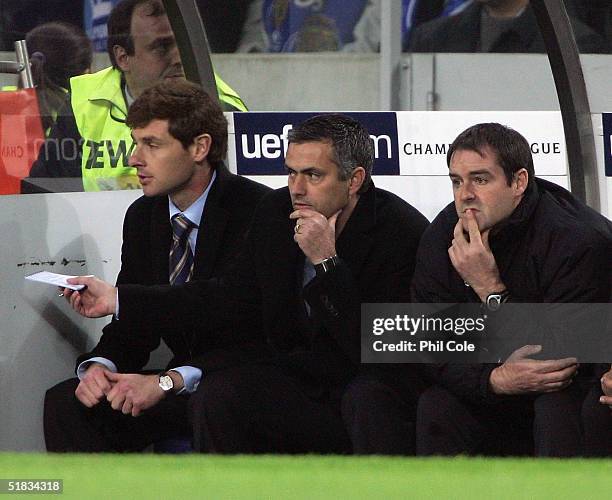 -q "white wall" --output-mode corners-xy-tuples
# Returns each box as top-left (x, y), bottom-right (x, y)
(0, 190), (140, 450)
